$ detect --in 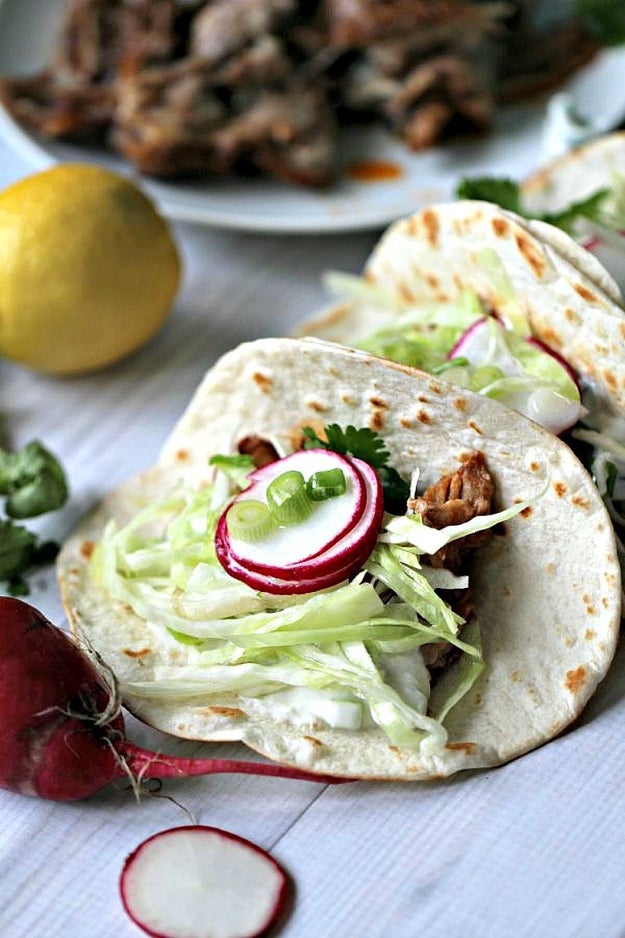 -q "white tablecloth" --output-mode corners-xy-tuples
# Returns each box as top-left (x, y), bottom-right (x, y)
(2, 137), (625, 938)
